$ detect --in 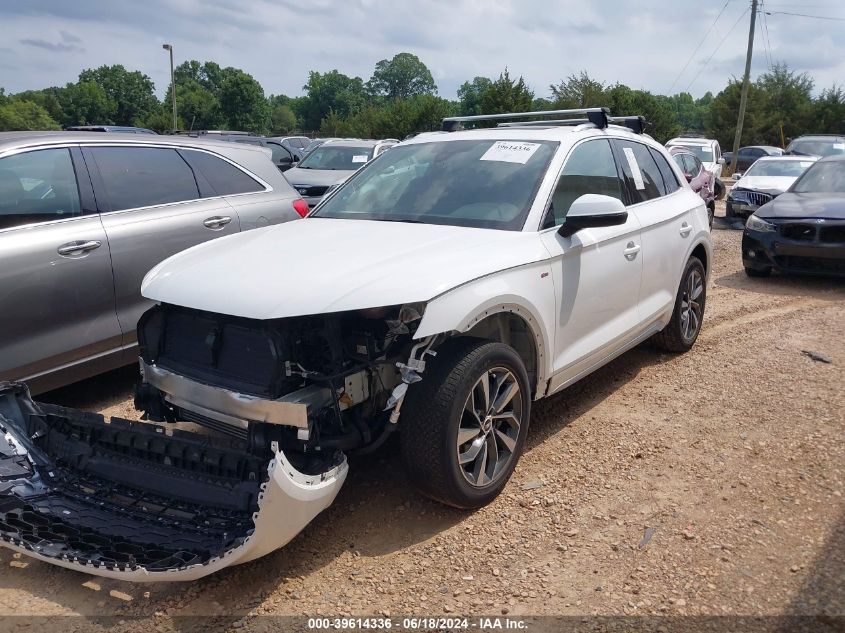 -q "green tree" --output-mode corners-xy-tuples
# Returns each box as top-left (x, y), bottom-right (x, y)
(756, 63), (814, 144)
(57, 80), (117, 126)
(606, 85), (680, 143)
(301, 70), (367, 130)
(479, 69), (534, 120)
(0, 100), (61, 131)
(457, 77), (492, 116)
(550, 71), (606, 108)
(218, 69), (269, 133)
(707, 79), (767, 148)
(270, 104), (297, 134)
(813, 86), (845, 134)
(78, 64), (158, 126)
(367, 52), (436, 100)
(166, 79), (222, 131)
